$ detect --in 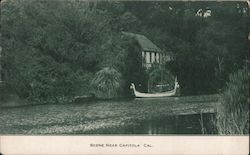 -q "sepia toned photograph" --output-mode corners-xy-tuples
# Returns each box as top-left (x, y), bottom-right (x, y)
(0, 0), (249, 135)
